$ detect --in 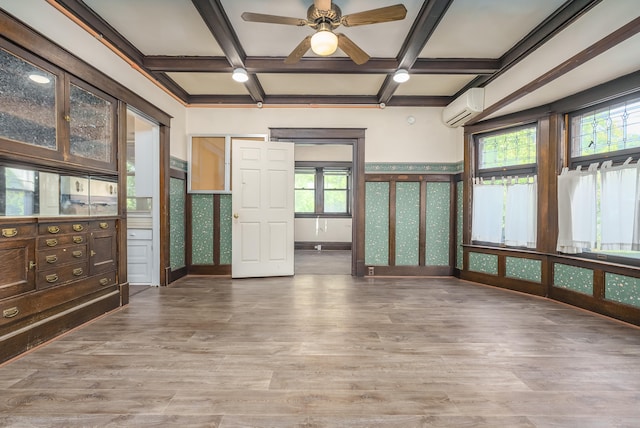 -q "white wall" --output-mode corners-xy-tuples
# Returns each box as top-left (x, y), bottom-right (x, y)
(0, 0), (188, 155)
(295, 218), (352, 243)
(187, 106), (462, 164)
